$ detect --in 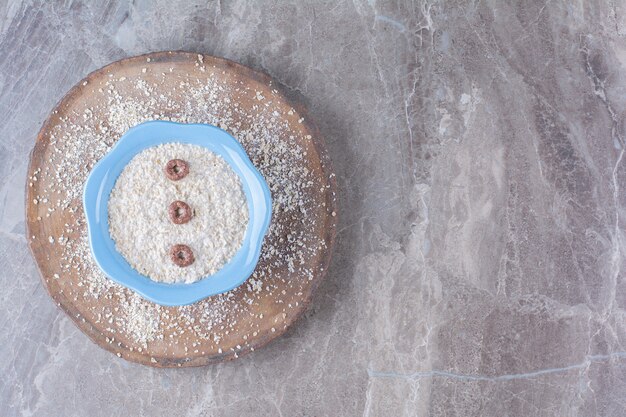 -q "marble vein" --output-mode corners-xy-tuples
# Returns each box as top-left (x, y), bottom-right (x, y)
(368, 351), (626, 382)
